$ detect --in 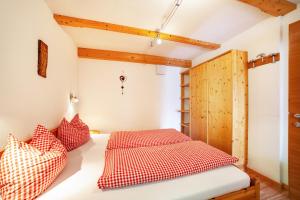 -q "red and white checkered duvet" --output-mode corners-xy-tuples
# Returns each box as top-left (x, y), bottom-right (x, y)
(107, 129), (191, 150)
(98, 140), (238, 189)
